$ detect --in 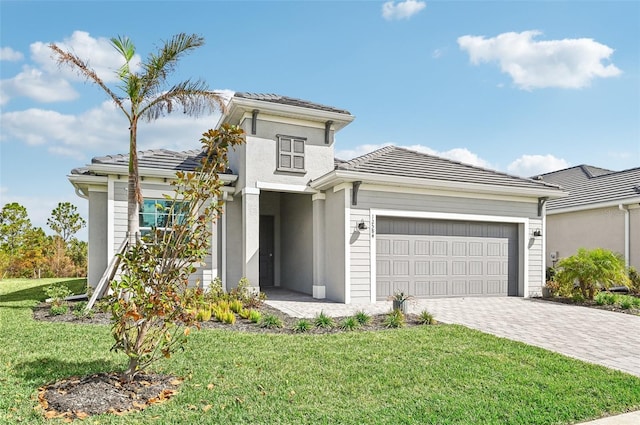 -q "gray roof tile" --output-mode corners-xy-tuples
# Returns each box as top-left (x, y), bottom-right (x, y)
(337, 146), (562, 191)
(234, 92), (351, 115)
(536, 165), (640, 209)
